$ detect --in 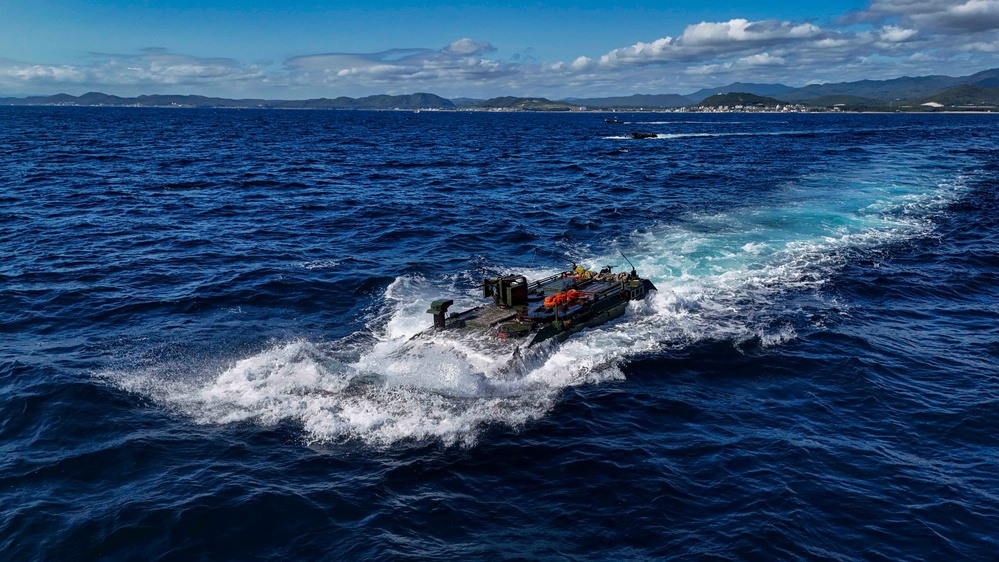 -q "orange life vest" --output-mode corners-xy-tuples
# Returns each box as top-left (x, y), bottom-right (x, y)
(544, 290), (584, 308)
